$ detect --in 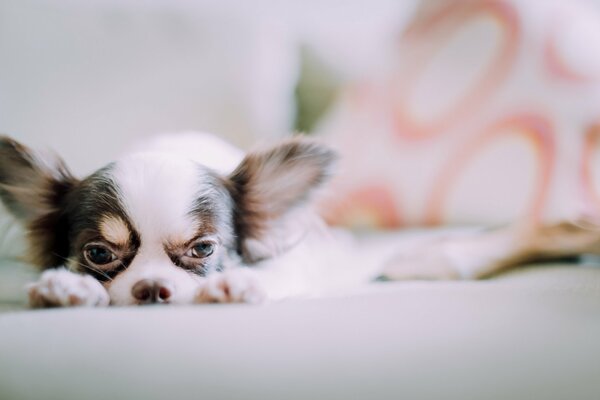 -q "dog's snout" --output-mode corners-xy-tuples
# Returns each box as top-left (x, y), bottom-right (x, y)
(131, 279), (173, 304)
